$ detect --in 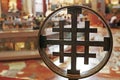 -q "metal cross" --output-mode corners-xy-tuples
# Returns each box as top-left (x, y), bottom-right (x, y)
(40, 7), (110, 80)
